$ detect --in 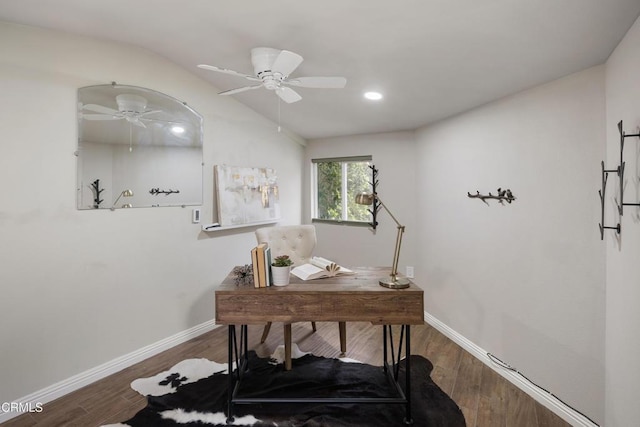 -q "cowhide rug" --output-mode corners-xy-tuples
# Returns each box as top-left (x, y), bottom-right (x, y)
(103, 346), (465, 427)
